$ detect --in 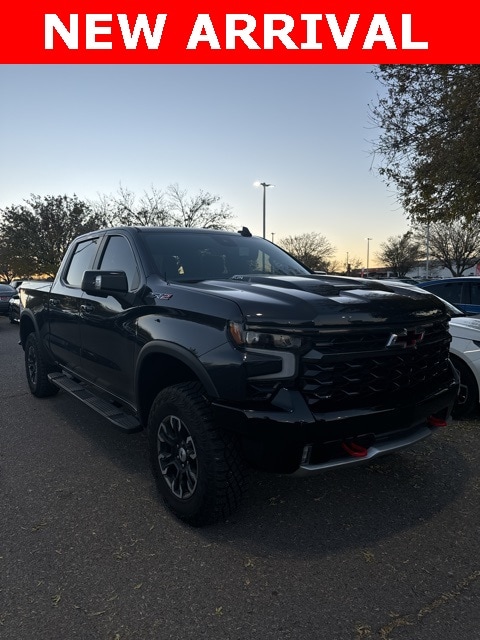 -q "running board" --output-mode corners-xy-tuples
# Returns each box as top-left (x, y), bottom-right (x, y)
(48, 372), (142, 433)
